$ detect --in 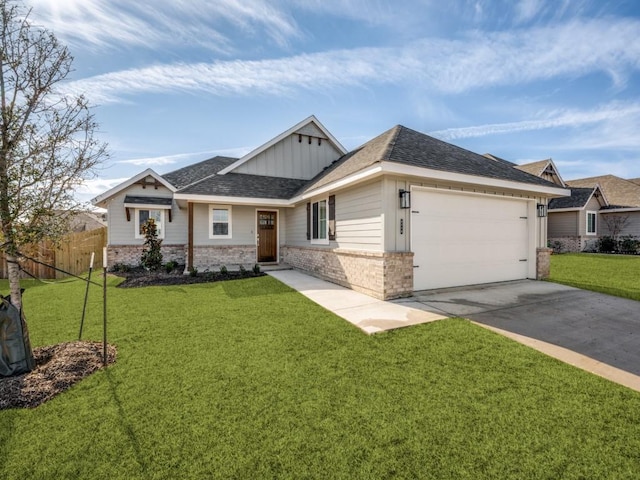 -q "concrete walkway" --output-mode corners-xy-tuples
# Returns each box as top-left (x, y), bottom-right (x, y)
(267, 269), (447, 334)
(267, 270), (640, 393)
